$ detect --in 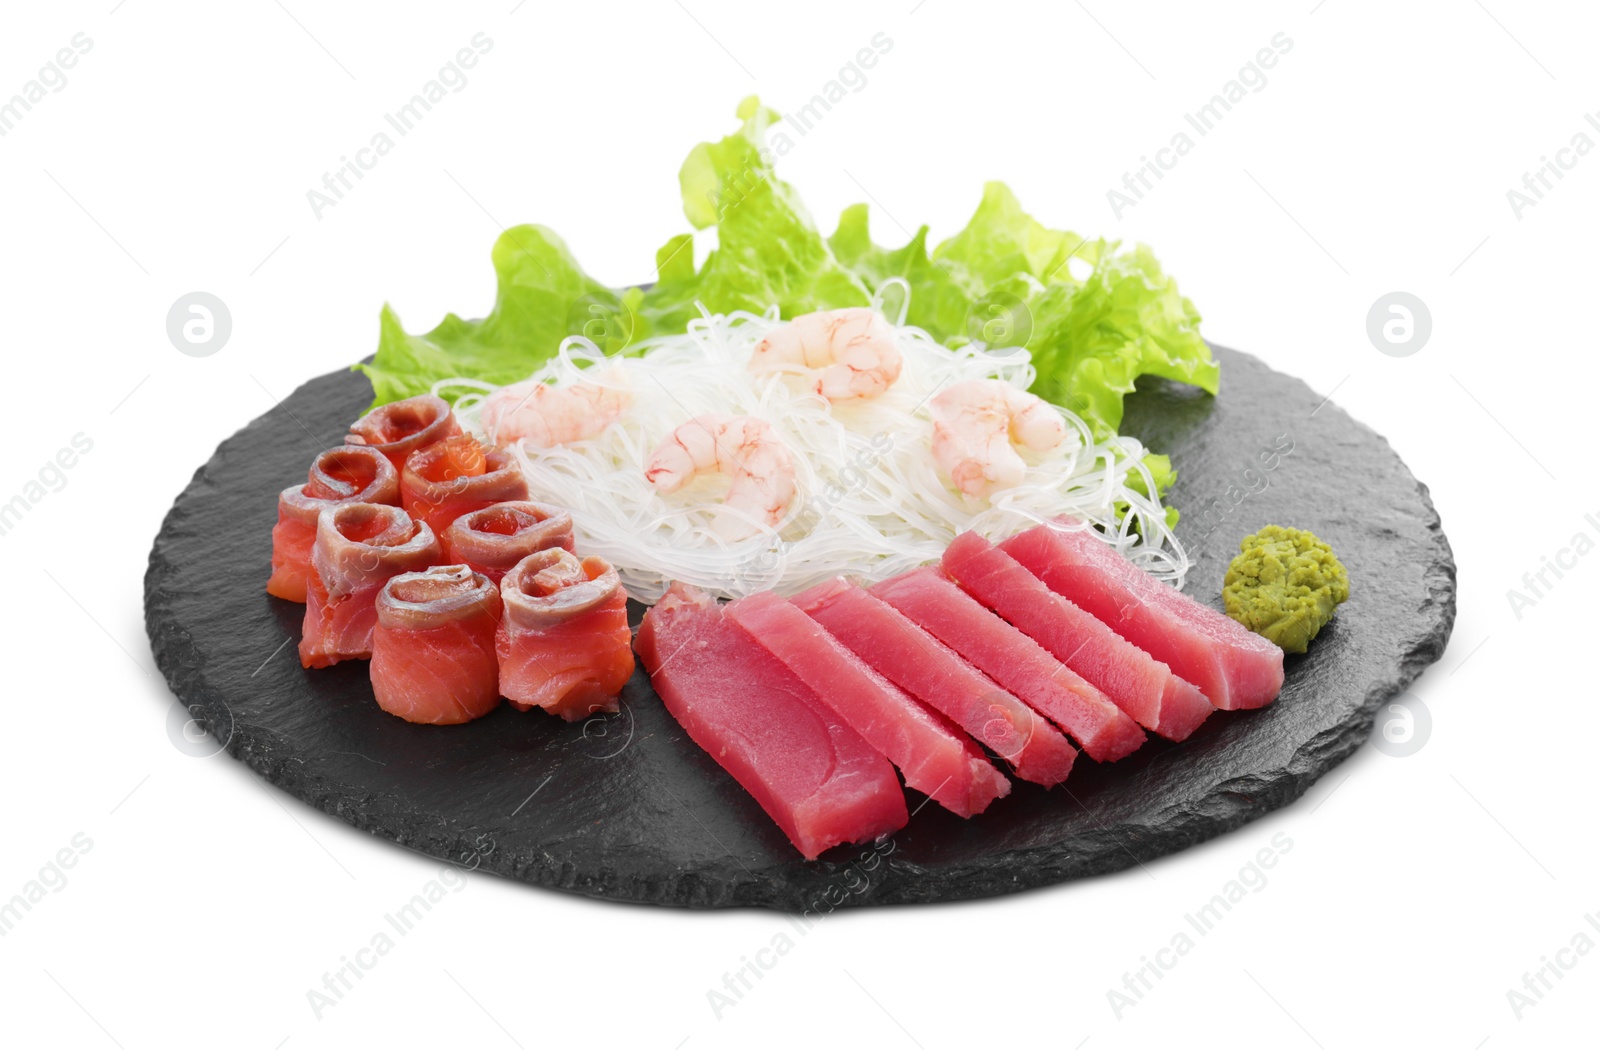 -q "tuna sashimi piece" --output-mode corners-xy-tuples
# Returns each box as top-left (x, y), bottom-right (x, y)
(942, 532), (1213, 742)
(794, 578), (1077, 787)
(300, 503), (441, 668)
(442, 501), (575, 586)
(638, 583), (908, 860)
(871, 568), (1147, 763)
(268, 445), (399, 602)
(345, 393), (462, 472)
(370, 565), (502, 724)
(725, 590), (1010, 818)
(1002, 522), (1286, 710)
(400, 435), (530, 538)
(496, 549), (634, 720)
